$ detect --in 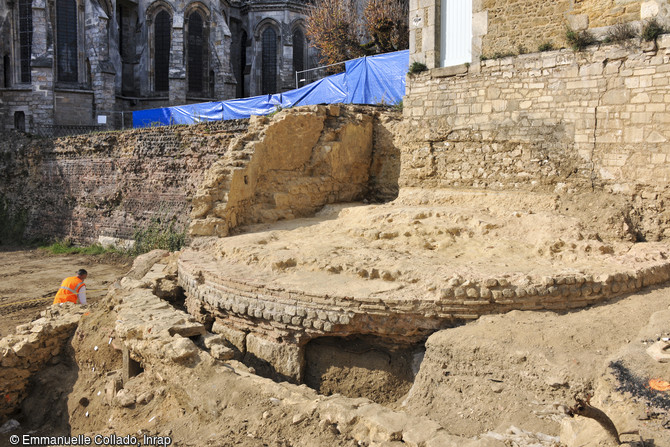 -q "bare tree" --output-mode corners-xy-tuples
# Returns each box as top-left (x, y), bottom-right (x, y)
(306, 0), (408, 66)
